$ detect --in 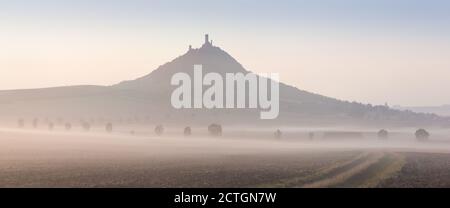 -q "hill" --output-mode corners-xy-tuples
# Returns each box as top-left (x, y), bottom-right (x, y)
(0, 35), (447, 127)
